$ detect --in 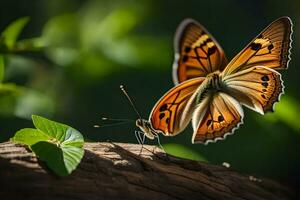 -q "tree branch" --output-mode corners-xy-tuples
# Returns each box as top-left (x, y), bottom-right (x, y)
(0, 141), (296, 200)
